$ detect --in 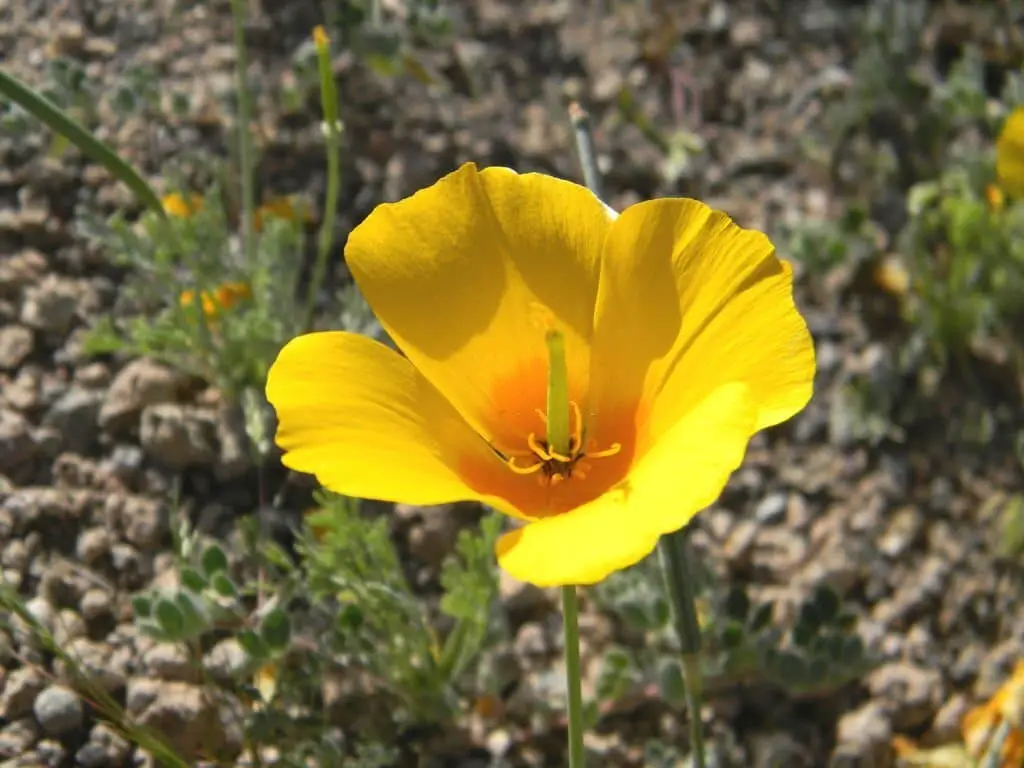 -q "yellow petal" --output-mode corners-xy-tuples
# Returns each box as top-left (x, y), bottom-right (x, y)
(266, 331), (507, 506)
(344, 162), (613, 454)
(997, 107), (1024, 198)
(589, 198), (814, 456)
(496, 383), (757, 586)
